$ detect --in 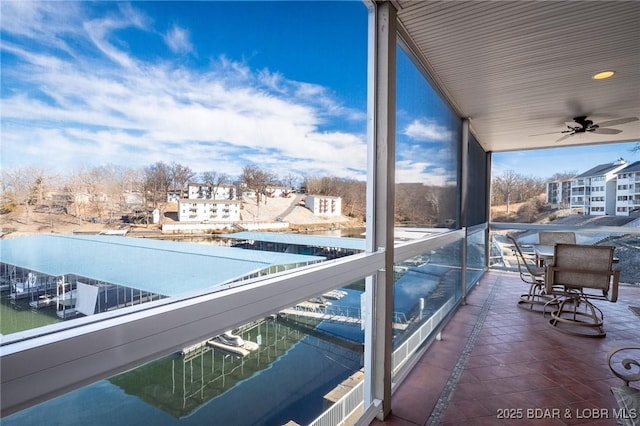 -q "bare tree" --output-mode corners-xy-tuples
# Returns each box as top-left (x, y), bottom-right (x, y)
(282, 173), (298, 193)
(169, 162), (195, 195)
(82, 166), (111, 218)
(304, 175), (366, 220)
(241, 165), (277, 207)
(492, 170), (522, 213)
(1, 166), (49, 223)
(143, 162), (172, 225)
(548, 171), (578, 181)
(201, 170), (230, 199)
